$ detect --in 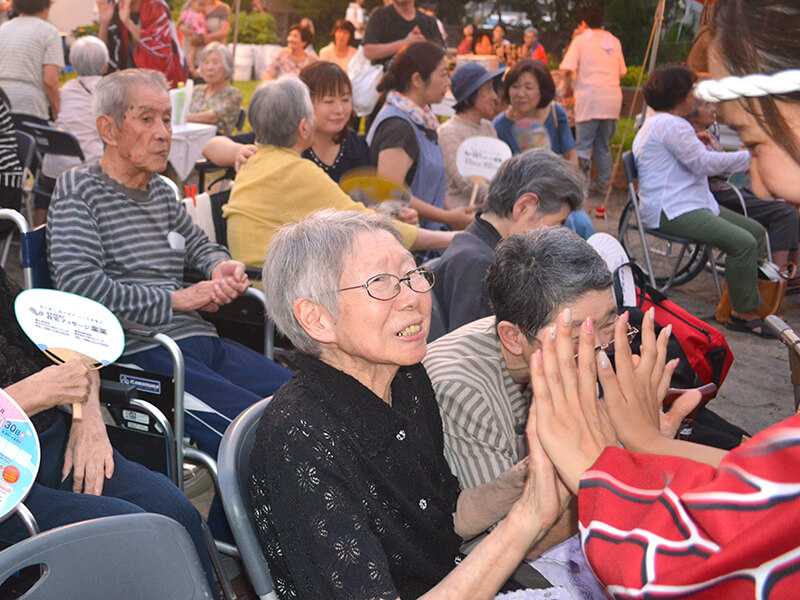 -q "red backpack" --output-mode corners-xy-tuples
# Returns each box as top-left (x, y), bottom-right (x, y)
(616, 263), (735, 387)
